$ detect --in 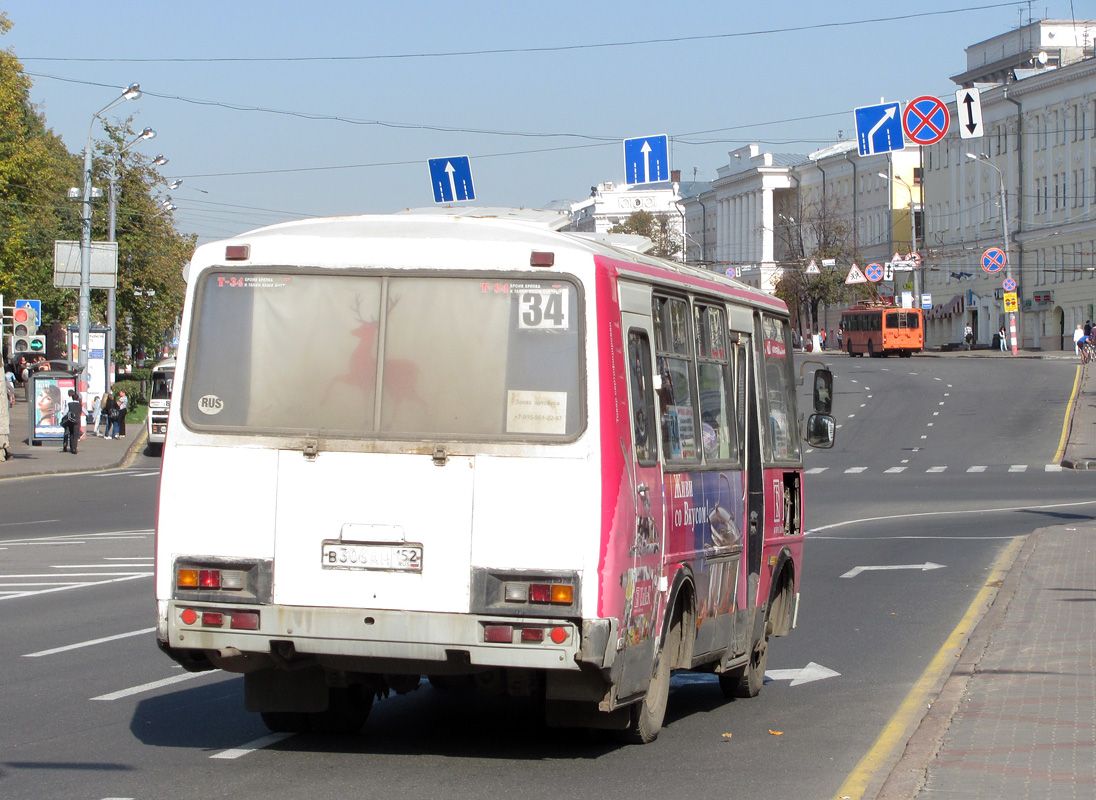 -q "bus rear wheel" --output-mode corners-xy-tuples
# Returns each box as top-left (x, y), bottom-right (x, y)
(619, 614), (681, 744)
(719, 632), (769, 698)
